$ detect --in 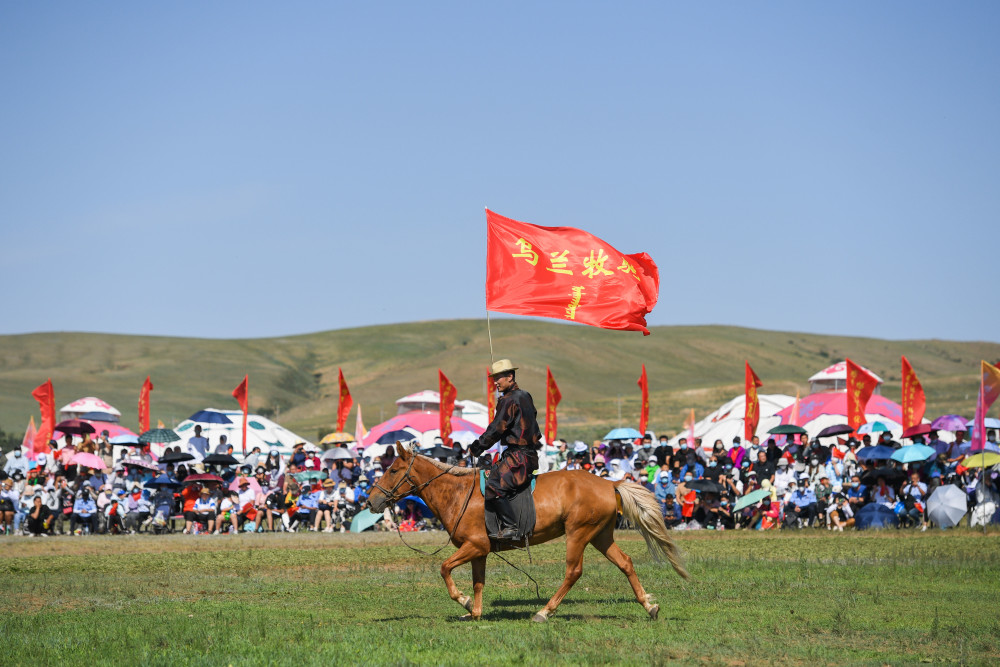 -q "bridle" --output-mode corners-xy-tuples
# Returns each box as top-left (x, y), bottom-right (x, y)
(369, 452), (478, 557)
